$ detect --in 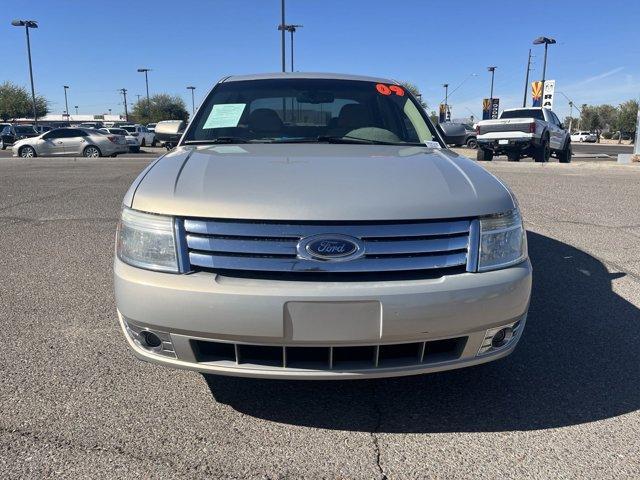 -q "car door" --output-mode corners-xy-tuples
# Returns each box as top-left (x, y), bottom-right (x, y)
(57, 129), (87, 155)
(545, 111), (563, 150)
(40, 129), (66, 155)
